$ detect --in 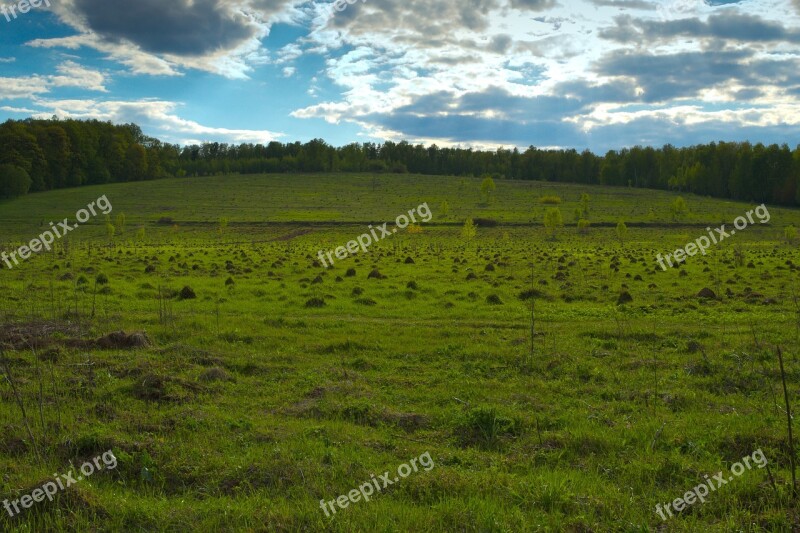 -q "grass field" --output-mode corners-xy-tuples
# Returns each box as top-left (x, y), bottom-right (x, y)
(1, 173), (800, 531)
